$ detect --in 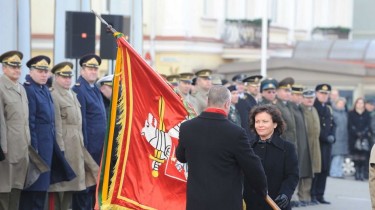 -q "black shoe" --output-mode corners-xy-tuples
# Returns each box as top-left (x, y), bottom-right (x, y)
(298, 201), (307, 207)
(317, 198), (331, 204)
(310, 199), (319, 205)
(290, 201), (300, 207)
